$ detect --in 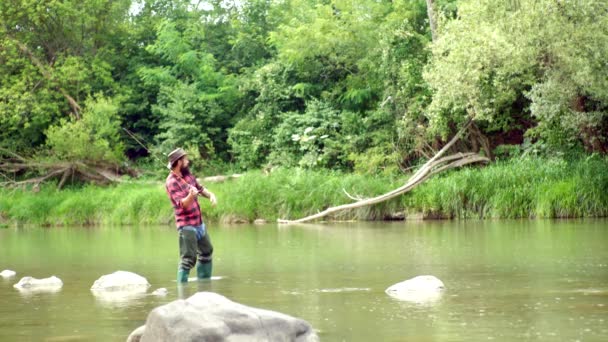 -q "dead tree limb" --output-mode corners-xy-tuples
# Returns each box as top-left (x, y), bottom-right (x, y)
(278, 121), (490, 224)
(0, 159), (125, 189)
